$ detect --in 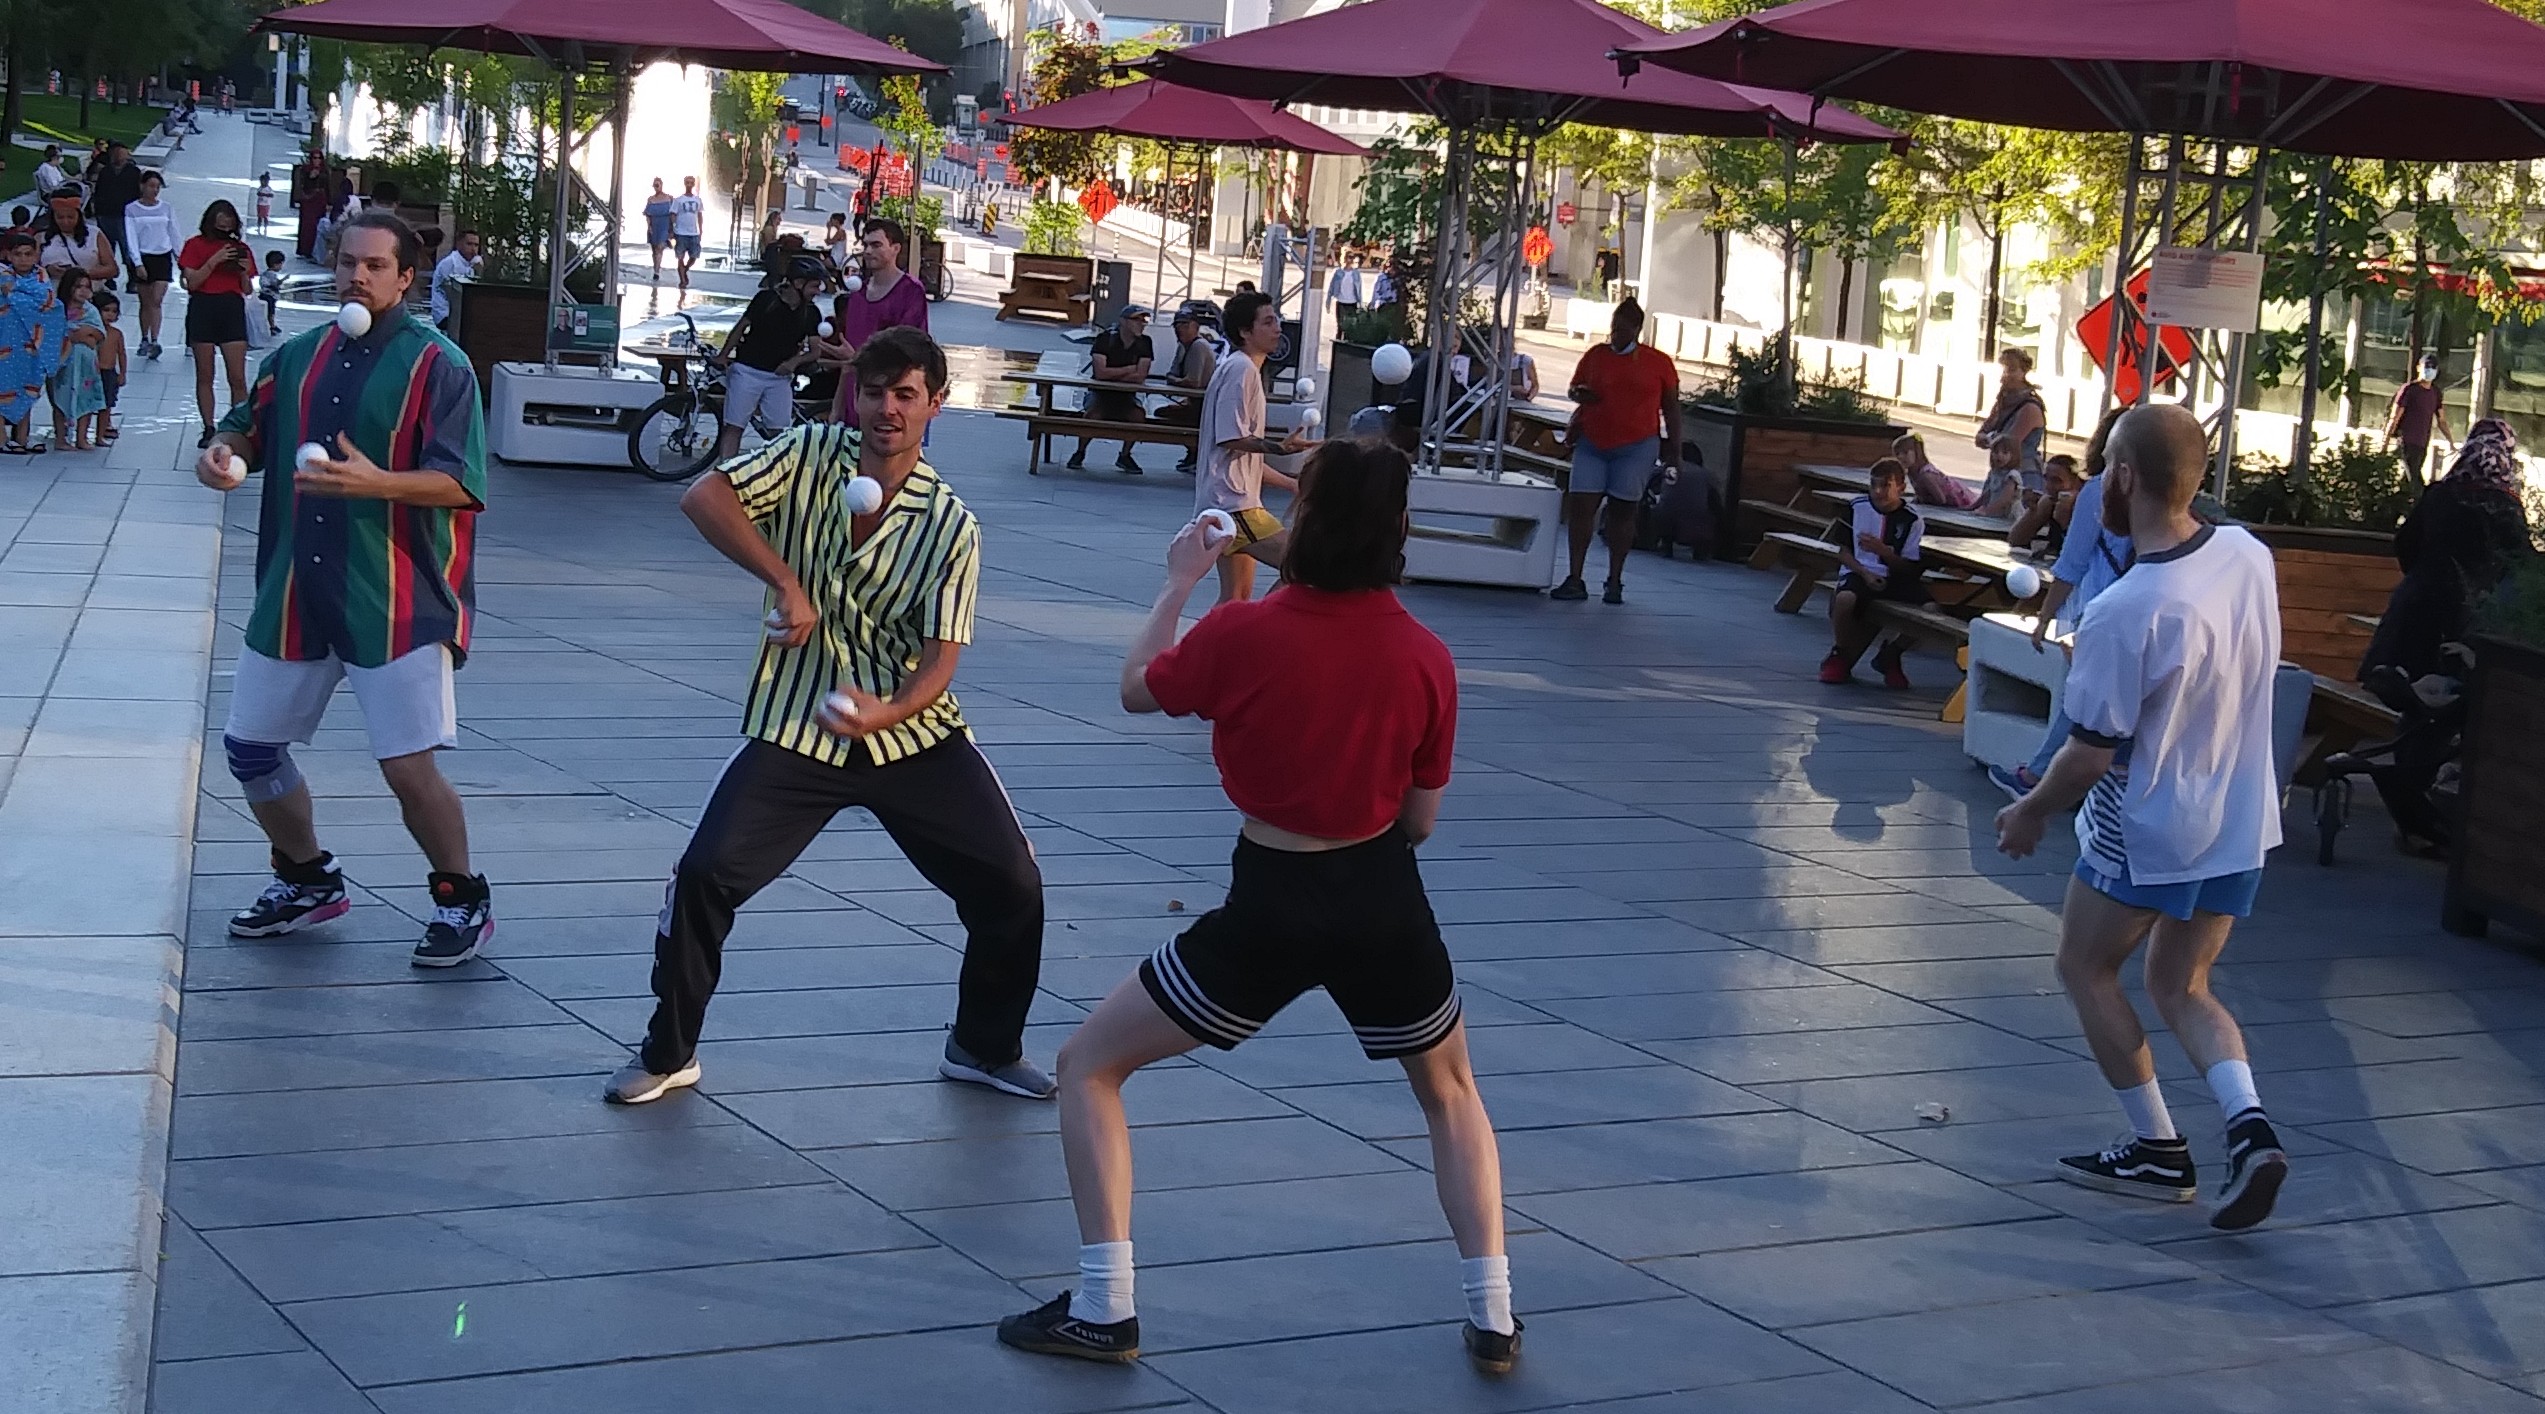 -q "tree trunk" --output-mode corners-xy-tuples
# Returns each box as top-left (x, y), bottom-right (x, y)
(1710, 224), (1728, 322)
(2406, 231), (2429, 369)
(1835, 257), (1857, 343)
(79, 75), (93, 128)
(0, 28), (23, 157)
(1981, 203), (2006, 361)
